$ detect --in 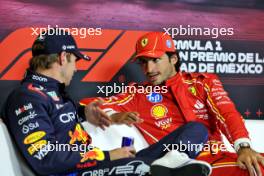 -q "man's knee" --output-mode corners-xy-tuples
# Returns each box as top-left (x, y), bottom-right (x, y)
(186, 121), (208, 139)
